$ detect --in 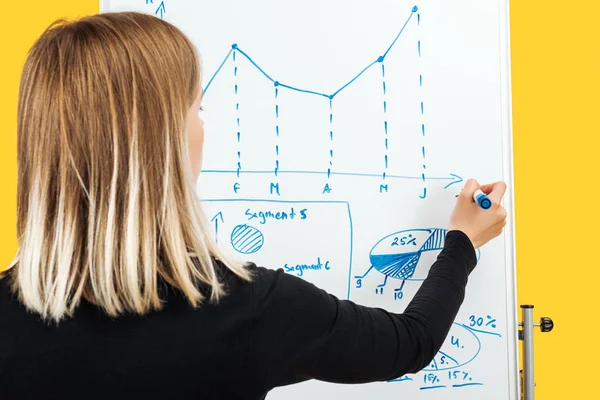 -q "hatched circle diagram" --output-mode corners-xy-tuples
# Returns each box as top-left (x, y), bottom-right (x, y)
(230, 224), (265, 254)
